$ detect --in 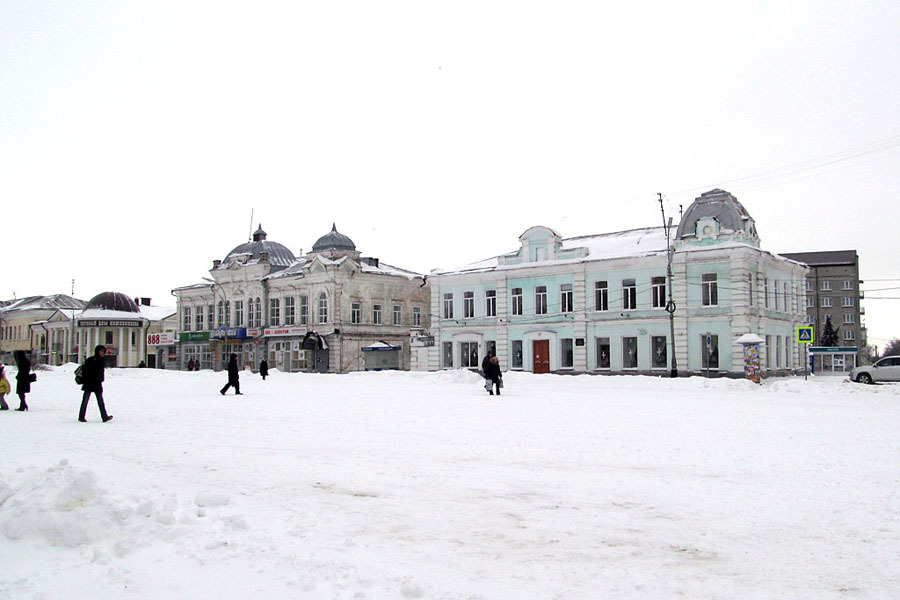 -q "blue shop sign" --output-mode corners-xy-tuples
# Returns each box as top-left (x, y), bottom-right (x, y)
(210, 327), (248, 339)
